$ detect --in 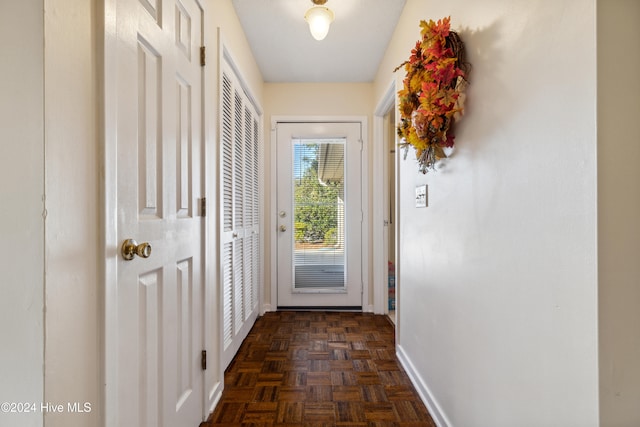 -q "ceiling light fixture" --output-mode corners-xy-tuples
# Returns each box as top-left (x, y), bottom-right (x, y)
(304, 0), (335, 41)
